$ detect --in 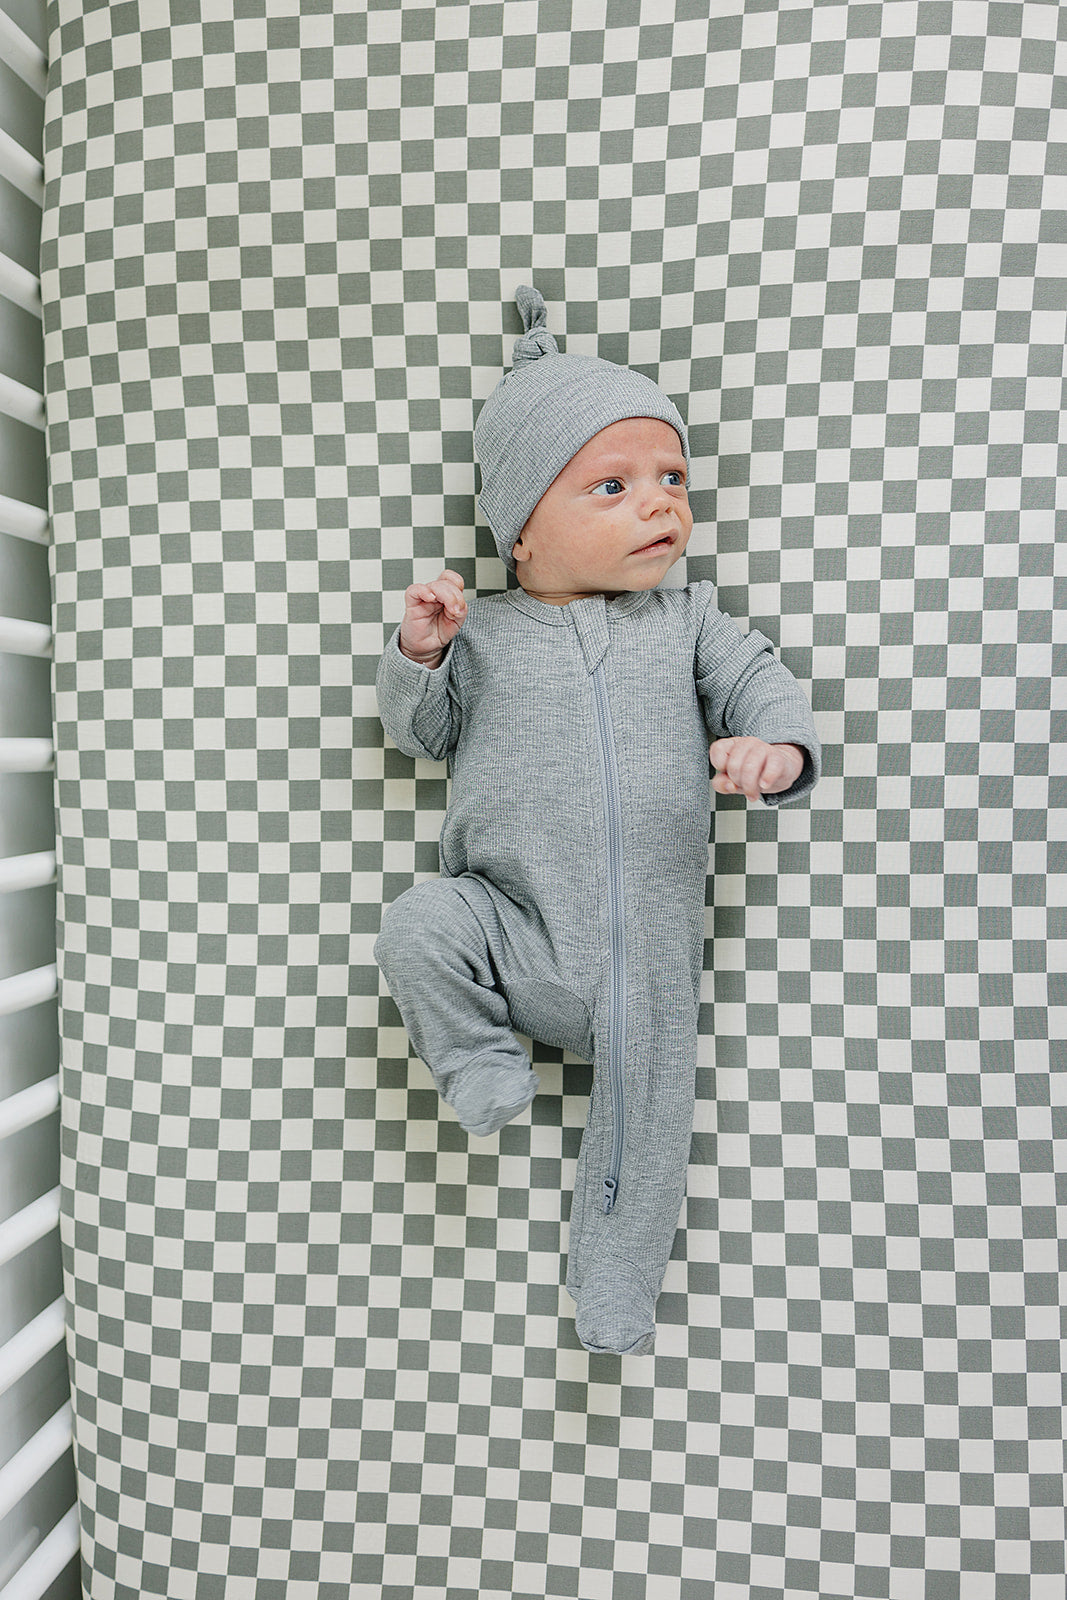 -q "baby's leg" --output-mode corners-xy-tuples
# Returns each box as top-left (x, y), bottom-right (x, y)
(374, 877), (538, 1136)
(566, 979), (699, 1358)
